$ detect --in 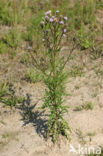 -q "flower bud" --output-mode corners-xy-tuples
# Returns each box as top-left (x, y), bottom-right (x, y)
(56, 10), (59, 14)
(60, 21), (64, 25)
(64, 16), (68, 21)
(45, 10), (51, 16)
(52, 16), (55, 19)
(45, 16), (49, 22)
(63, 29), (67, 33)
(40, 21), (44, 28)
(46, 30), (49, 35)
(50, 18), (54, 23)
